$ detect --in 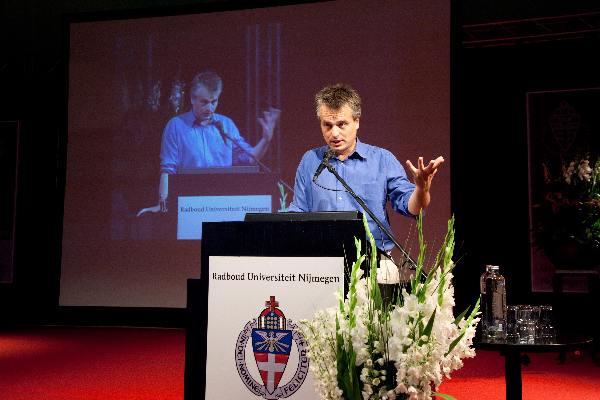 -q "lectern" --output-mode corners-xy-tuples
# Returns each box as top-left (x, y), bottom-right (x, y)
(184, 212), (364, 400)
